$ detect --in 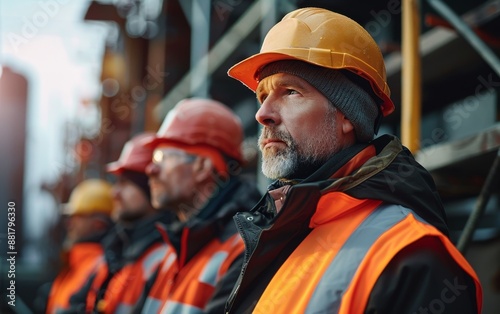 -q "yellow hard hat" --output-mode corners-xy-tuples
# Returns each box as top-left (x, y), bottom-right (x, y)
(228, 7), (394, 117)
(63, 179), (114, 216)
